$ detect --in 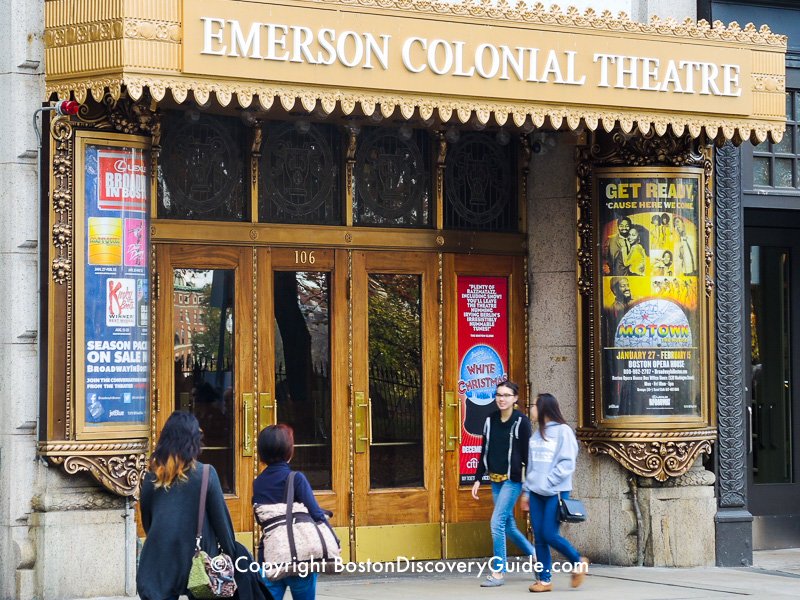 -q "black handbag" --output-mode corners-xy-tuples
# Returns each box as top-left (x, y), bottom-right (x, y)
(558, 492), (587, 523)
